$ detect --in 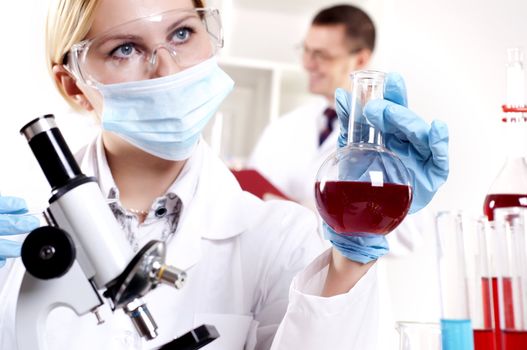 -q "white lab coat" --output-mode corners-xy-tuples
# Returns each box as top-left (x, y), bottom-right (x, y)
(0, 138), (380, 350)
